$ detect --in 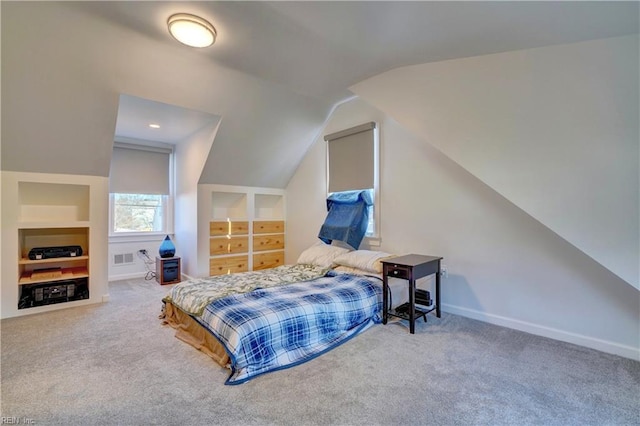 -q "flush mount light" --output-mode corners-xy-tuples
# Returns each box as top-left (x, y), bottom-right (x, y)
(167, 13), (216, 48)
(149, 123), (160, 129)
